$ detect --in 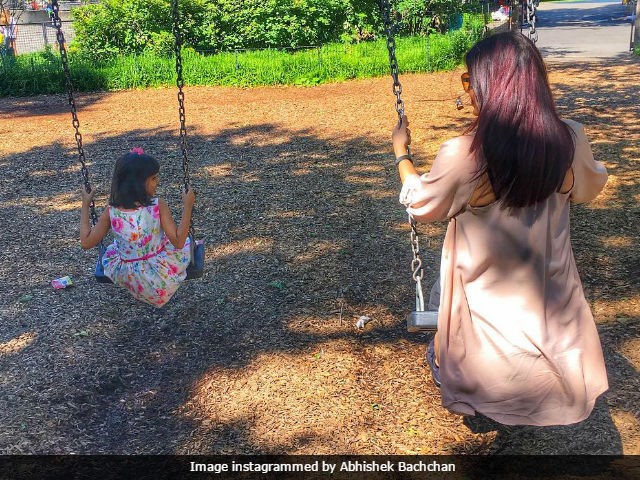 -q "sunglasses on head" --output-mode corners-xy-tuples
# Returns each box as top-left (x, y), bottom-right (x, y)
(461, 72), (471, 93)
